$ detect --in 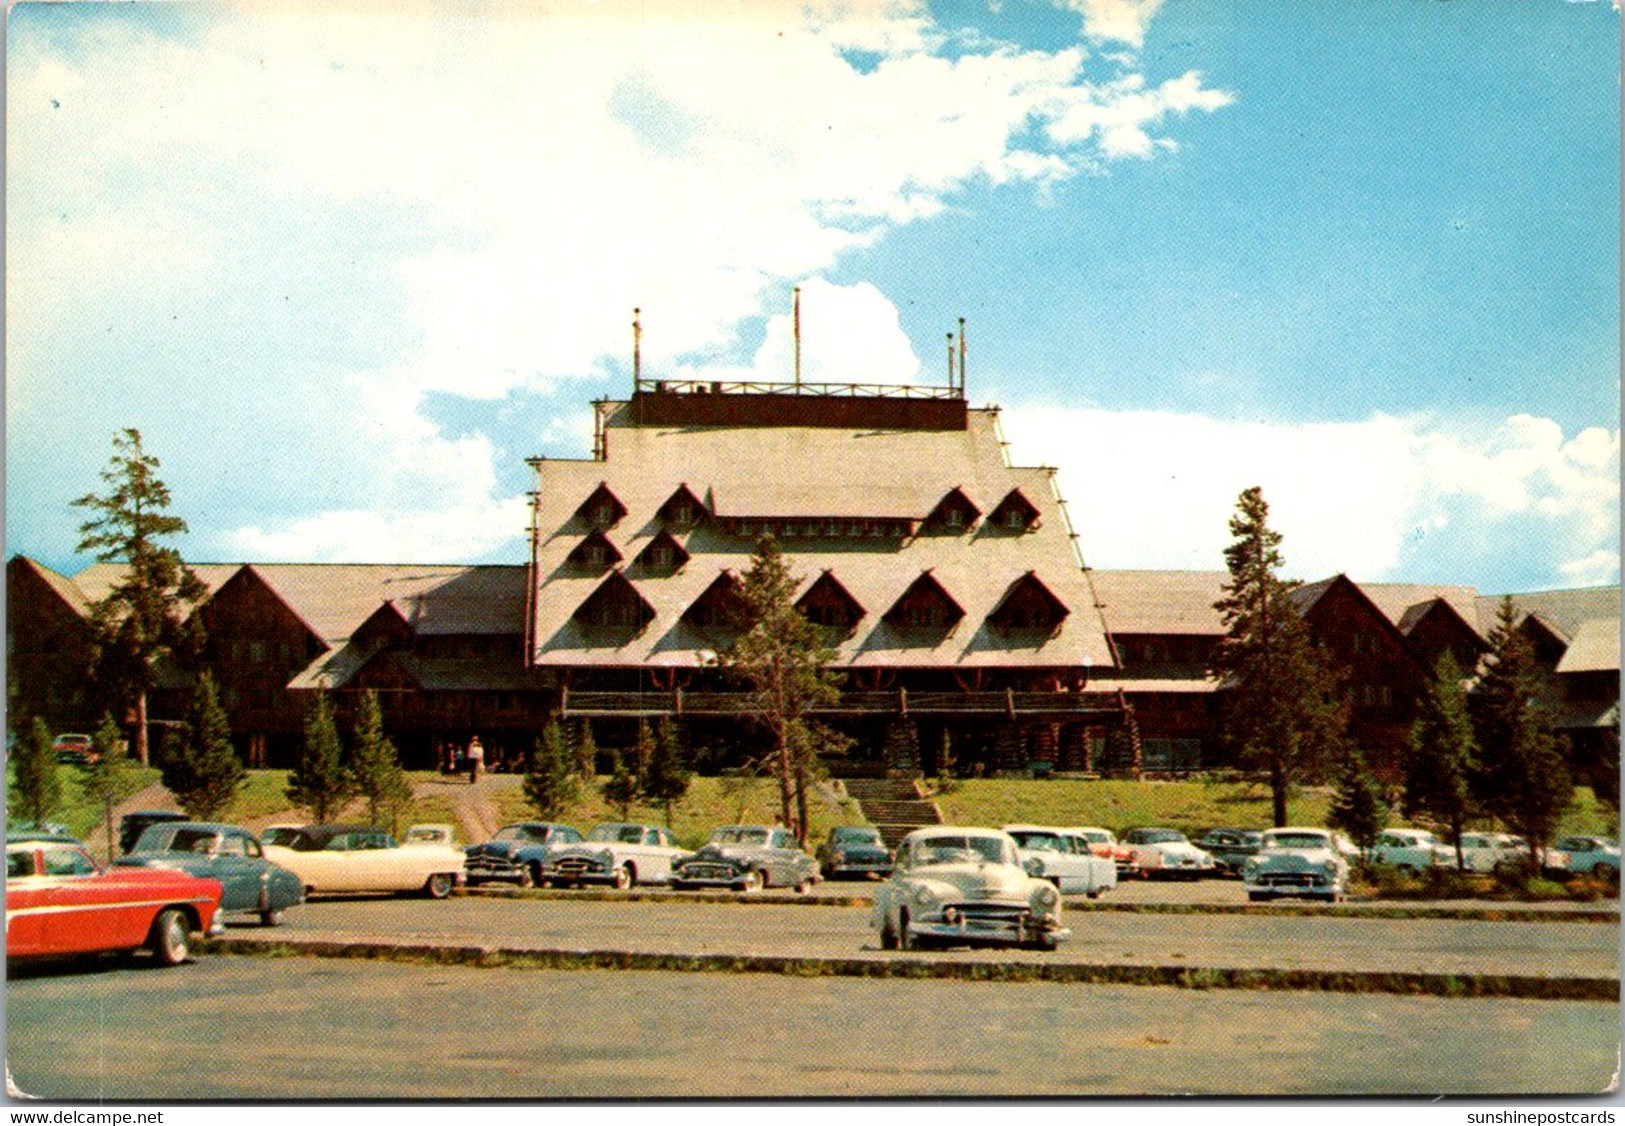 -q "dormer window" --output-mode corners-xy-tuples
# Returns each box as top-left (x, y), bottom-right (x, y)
(924, 487), (981, 534)
(576, 483), (627, 530)
(988, 572), (1069, 633)
(568, 530), (622, 572)
(945, 509), (964, 529)
(683, 572), (747, 630)
(635, 531), (689, 574)
(988, 488), (1040, 533)
(659, 485), (705, 530)
(884, 572), (965, 631)
(796, 571), (865, 636)
(573, 572), (654, 631)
